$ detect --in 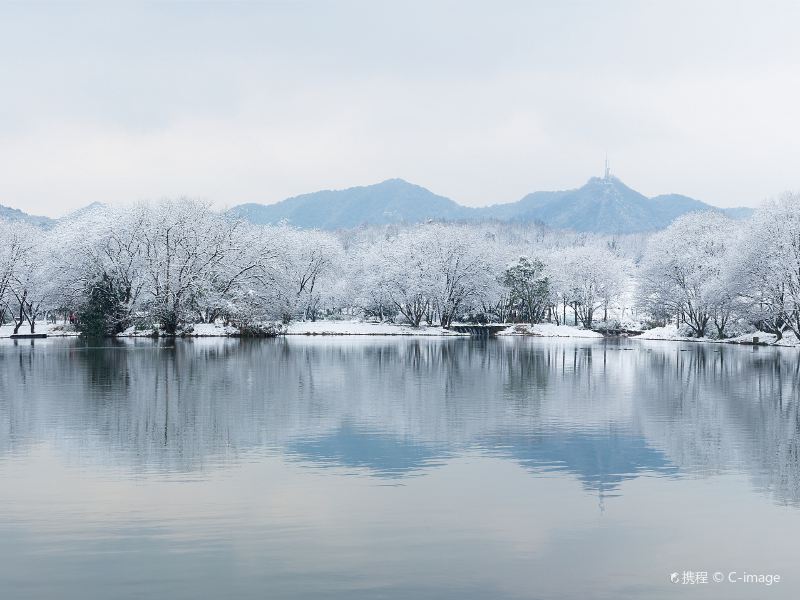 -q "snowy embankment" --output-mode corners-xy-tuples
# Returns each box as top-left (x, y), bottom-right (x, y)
(10, 319), (795, 345)
(3, 320), (464, 338)
(496, 323), (604, 338)
(285, 320), (465, 336)
(117, 323), (242, 337)
(117, 320), (467, 337)
(0, 322), (79, 339)
(635, 324), (800, 347)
